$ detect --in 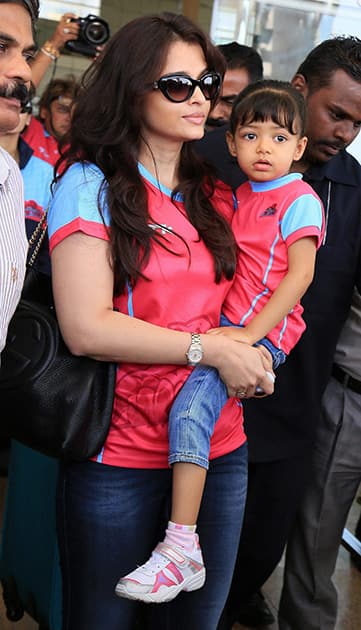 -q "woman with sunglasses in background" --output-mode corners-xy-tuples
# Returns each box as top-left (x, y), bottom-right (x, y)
(48, 12), (273, 630)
